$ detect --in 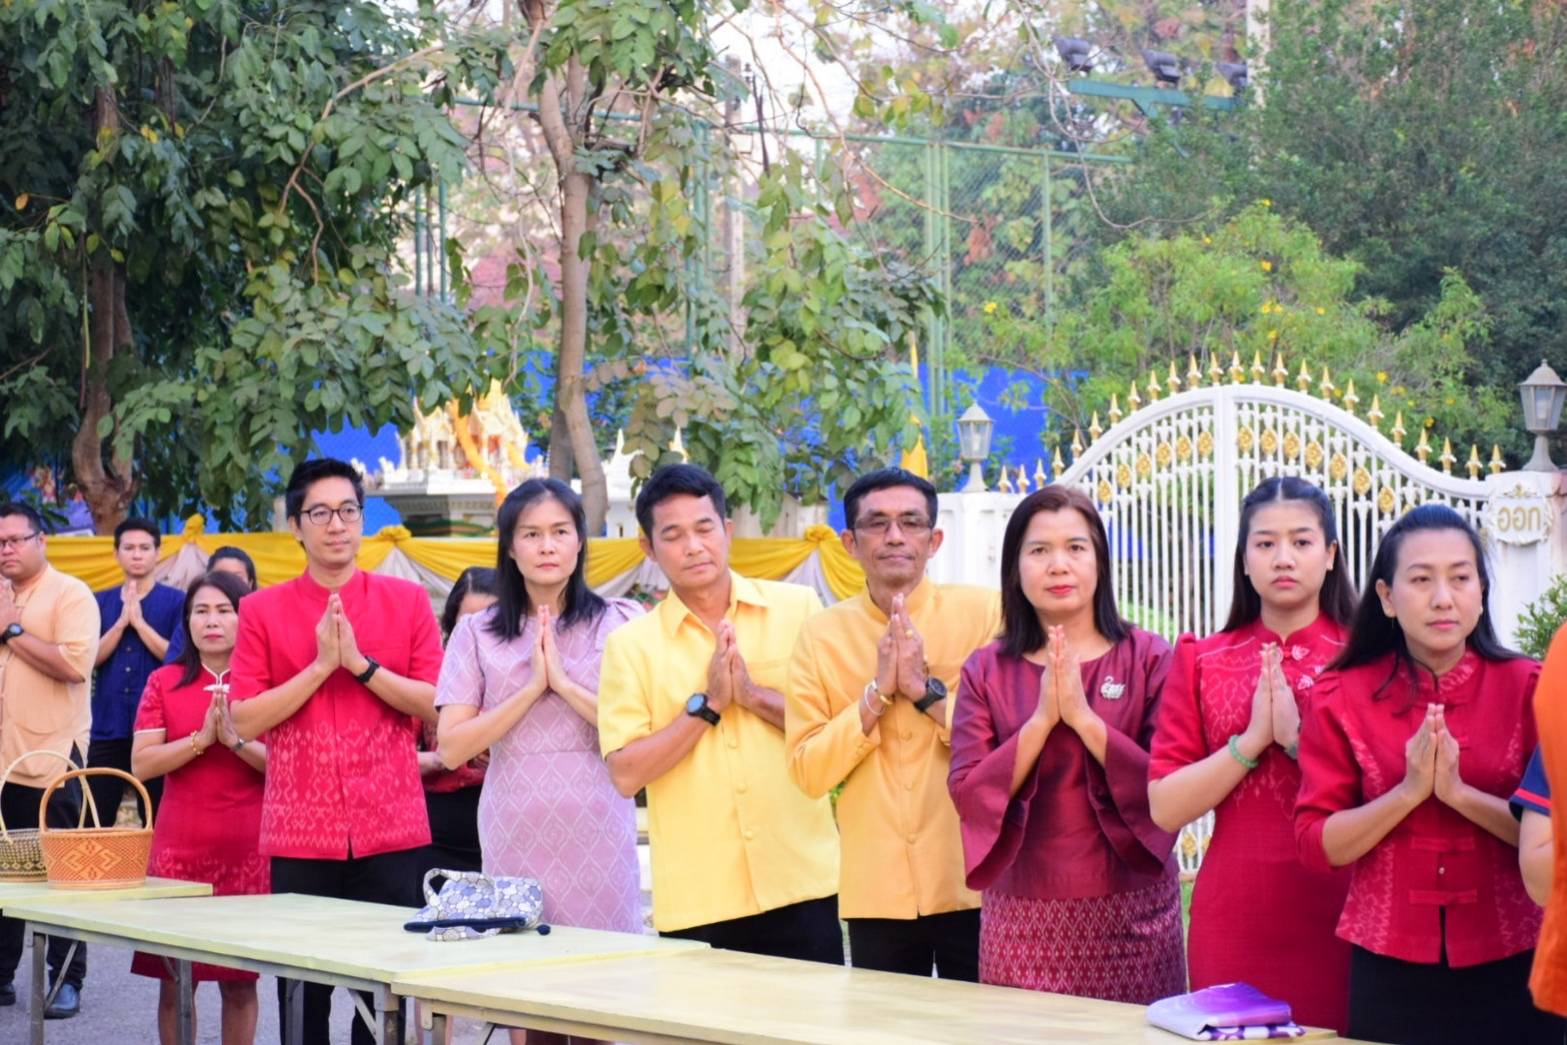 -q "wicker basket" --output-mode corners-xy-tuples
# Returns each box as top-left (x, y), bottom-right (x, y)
(0, 750), (80, 883)
(39, 766), (153, 890)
